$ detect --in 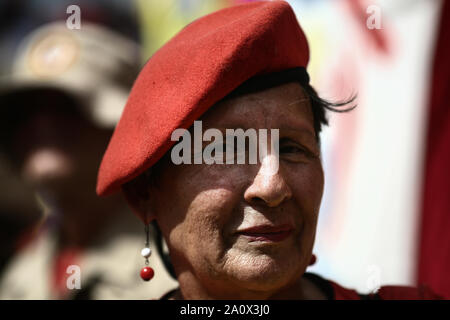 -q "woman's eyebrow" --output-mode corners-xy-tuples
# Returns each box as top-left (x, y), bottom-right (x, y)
(282, 127), (317, 142)
(204, 121), (316, 137)
(287, 98), (310, 106)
